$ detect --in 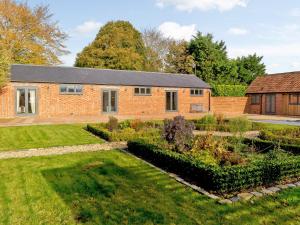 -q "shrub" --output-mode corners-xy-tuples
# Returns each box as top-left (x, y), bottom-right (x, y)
(191, 134), (245, 166)
(107, 116), (118, 131)
(162, 116), (195, 151)
(130, 119), (144, 131)
(128, 139), (300, 193)
(211, 84), (247, 97)
(118, 120), (131, 129)
(196, 115), (217, 131)
(228, 117), (252, 133)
